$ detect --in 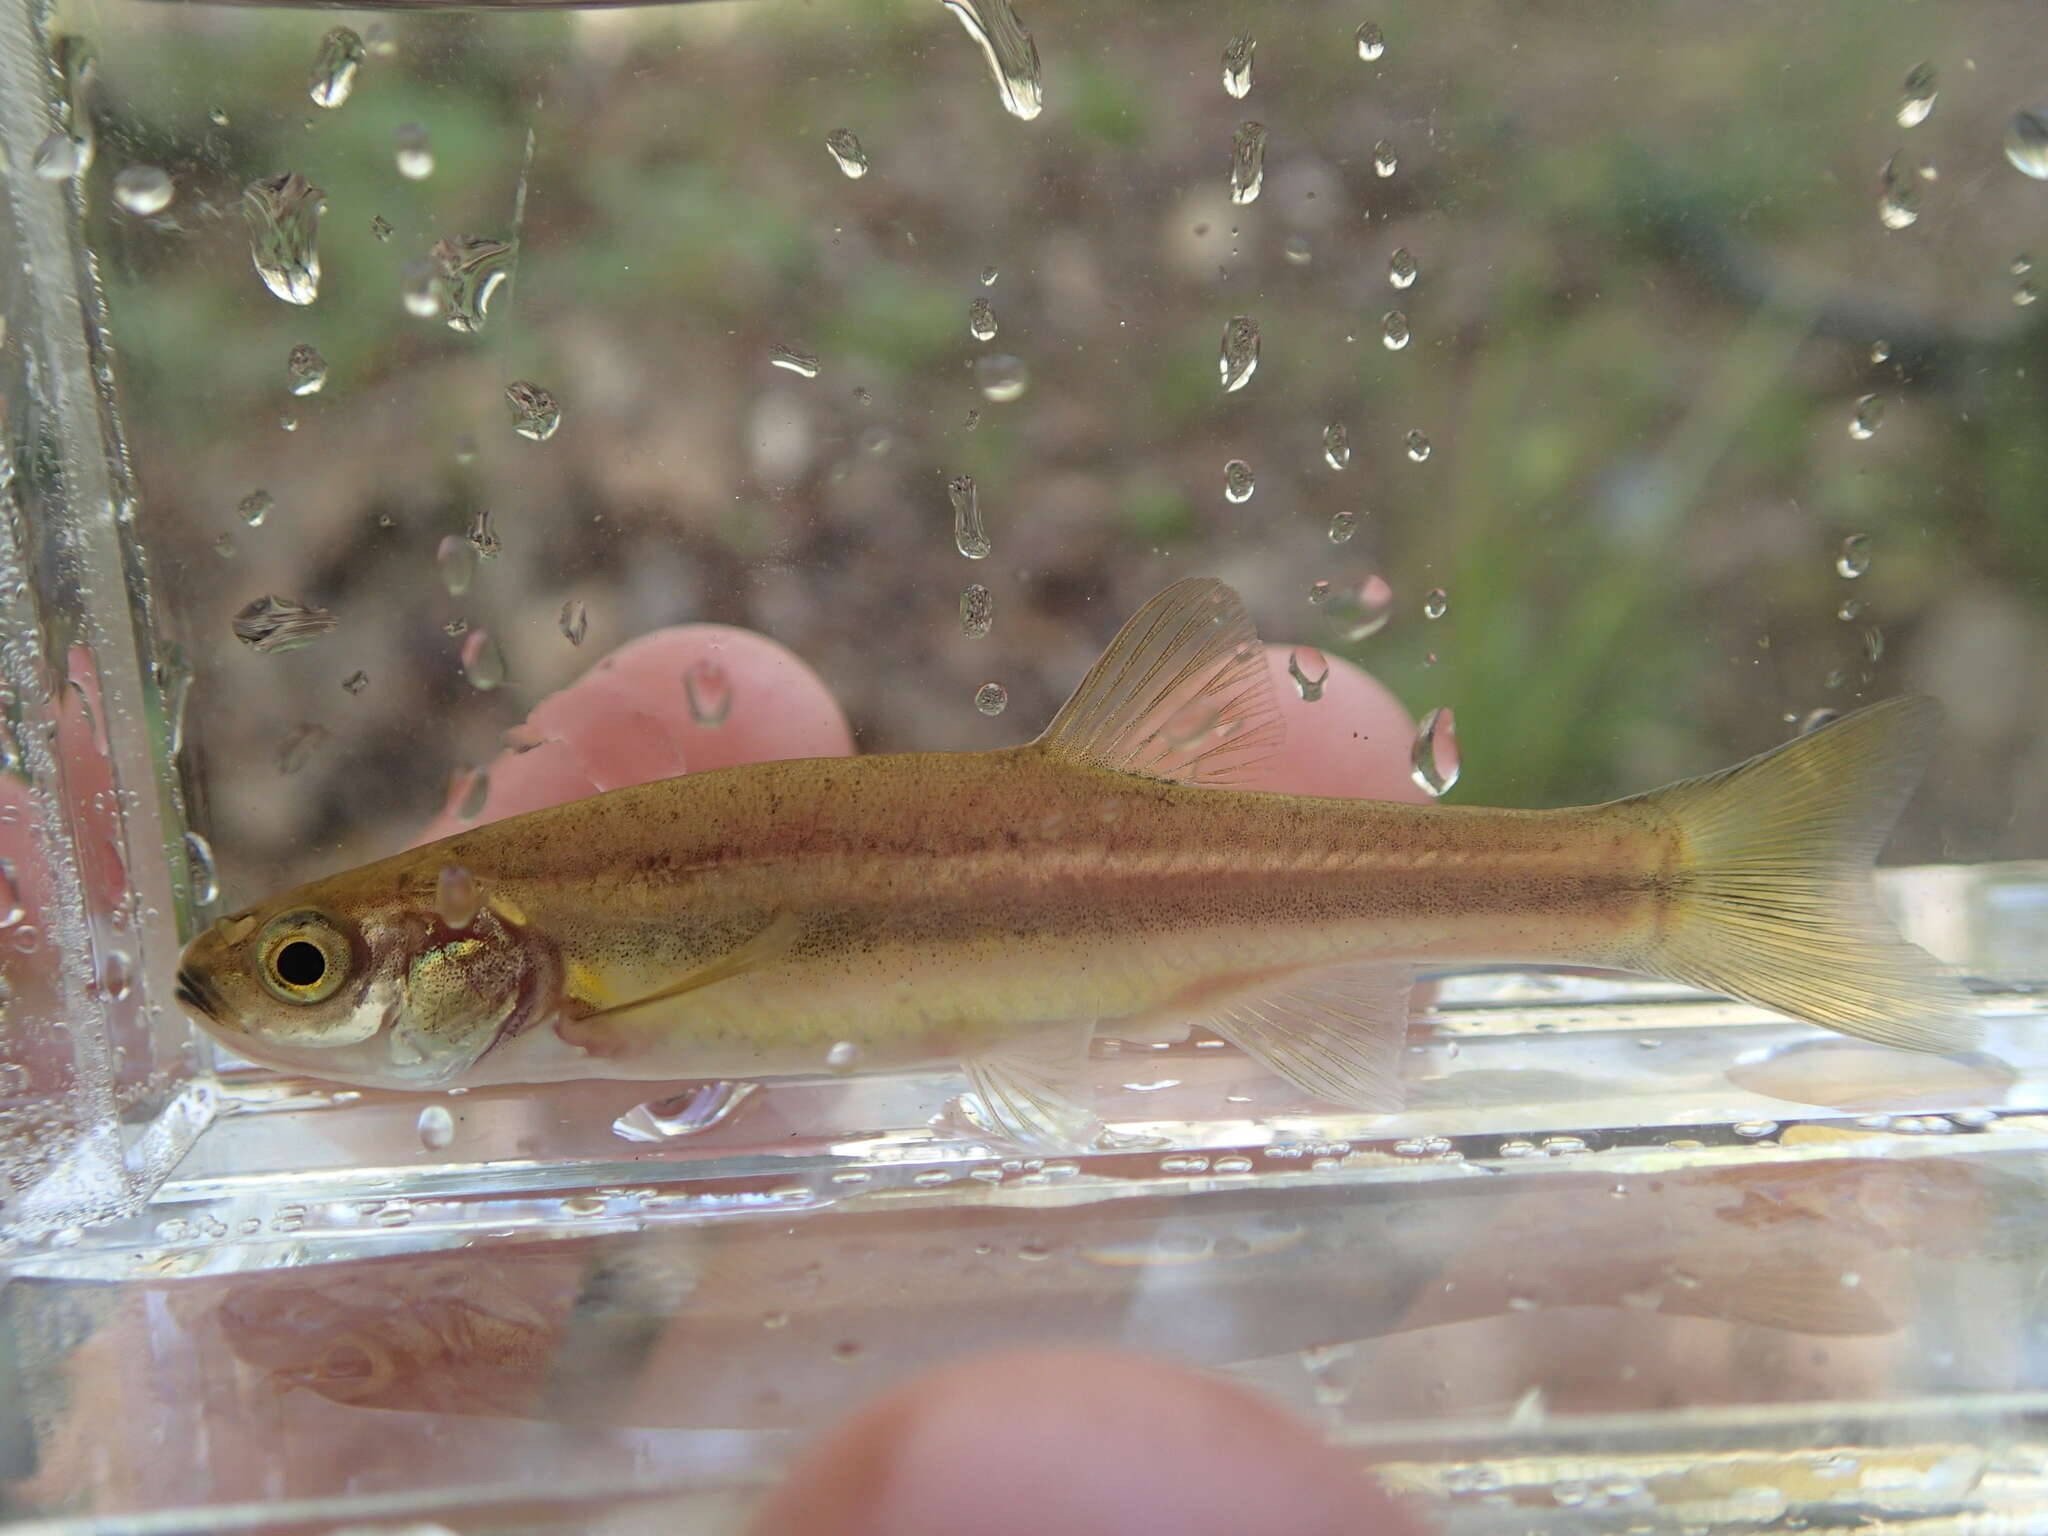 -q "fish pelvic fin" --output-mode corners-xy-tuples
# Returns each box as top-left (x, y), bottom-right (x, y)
(1621, 695), (1976, 1053)
(1202, 963), (1413, 1112)
(1036, 577), (1285, 786)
